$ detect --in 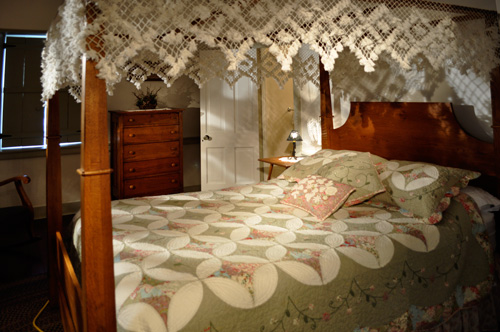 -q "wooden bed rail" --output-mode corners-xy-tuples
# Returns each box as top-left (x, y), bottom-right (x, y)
(56, 232), (83, 332)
